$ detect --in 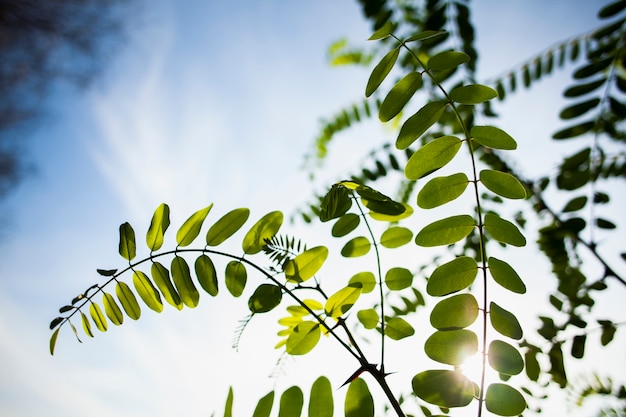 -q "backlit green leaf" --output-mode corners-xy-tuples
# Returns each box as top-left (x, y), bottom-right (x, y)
(449, 84), (497, 104)
(415, 215), (475, 247)
(405, 30), (446, 43)
(81, 311), (93, 338)
(286, 321), (321, 355)
(357, 309), (380, 329)
(379, 72), (423, 122)
(341, 236), (371, 257)
(485, 383), (526, 416)
(176, 204), (213, 247)
(225, 261), (247, 297)
(325, 285), (362, 318)
(278, 386), (304, 417)
(116, 281), (140, 320)
(427, 51), (470, 71)
(284, 246), (328, 283)
(348, 272), (376, 293)
(146, 203), (170, 251)
(248, 284), (282, 313)
(488, 257), (526, 294)
(151, 261), (183, 309)
(430, 293), (479, 330)
(368, 203), (413, 221)
(252, 391), (274, 417)
(417, 173), (469, 209)
(385, 317), (415, 340)
(345, 378), (374, 417)
(133, 270), (163, 312)
(405, 135), (462, 180)
(484, 213), (526, 247)
(89, 302), (108, 332)
(396, 101), (447, 150)
(206, 207), (250, 246)
(118, 222), (136, 261)
(172, 256), (199, 308)
(242, 211), (284, 254)
(368, 21), (394, 40)
(355, 184), (405, 216)
(50, 328), (60, 355)
(470, 125), (517, 150)
(320, 184), (352, 222)
(425, 329), (478, 365)
(480, 170), (527, 199)
(224, 387), (233, 417)
(332, 214), (360, 237)
(309, 376), (333, 417)
(488, 340), (524, 375)
(380, 227), (413, 248)
(385, 267), (413, 290)
(102, 292), (124, 325)
(490, 302), (523, 340)
(366, 48), (400, 97)
(412, 370), (474, 407)
(195, 255), (219, 296)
